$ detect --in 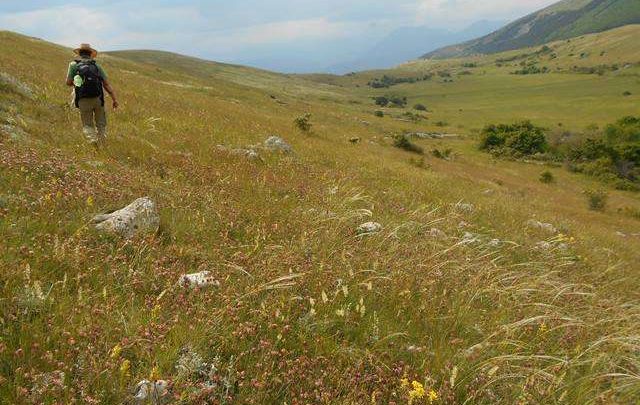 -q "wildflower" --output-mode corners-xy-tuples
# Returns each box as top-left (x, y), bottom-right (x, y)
(149, 366), (161, 381)
(408, 380), (426, 404)
(428, 389), (438, 403)
(321, 290), (329, 303)
(86, 196), (94, 207)
(539, 323), (547, 333)
(119, 359), (131, 380)
(400, 378), (409, 388)
(110, 344), (122, 359)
